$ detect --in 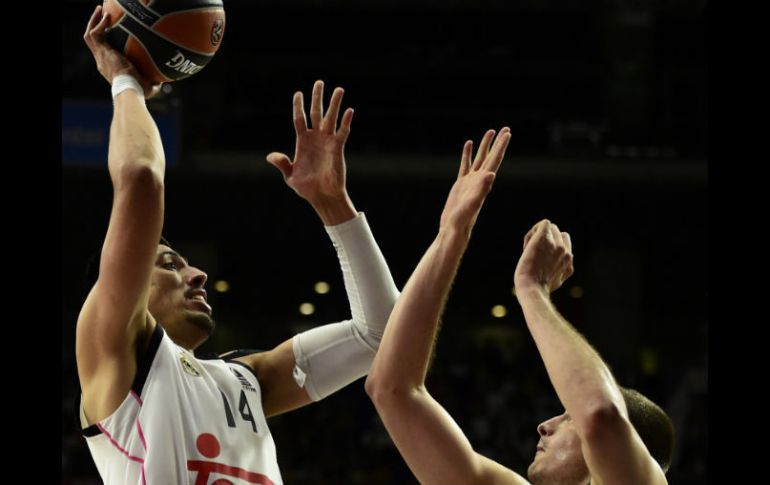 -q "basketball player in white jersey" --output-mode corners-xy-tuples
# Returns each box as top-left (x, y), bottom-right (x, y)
(78, 6), (399, 484)
(364, 128), (675, 484)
